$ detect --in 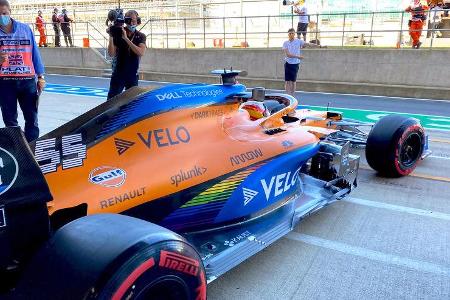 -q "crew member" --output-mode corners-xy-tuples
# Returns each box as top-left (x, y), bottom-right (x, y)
(60, 8), (73, 47)
(107, 10), (146, 100)
(52, 8), (60, 47)
(0, 0), (46, 142)
(406, 0), (429, 49)
(35, 10), (47, 47)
